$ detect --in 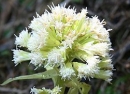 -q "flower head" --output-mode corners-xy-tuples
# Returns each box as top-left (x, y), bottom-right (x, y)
(30, 86), (62, 94)
(59, 67), (75, 80)
(77, 56), (100, 79)
(12, 50), (30, 65)
(13, 4), (113, 86)
(27, 29), (48, 51)
(29, 52), (45, 67)
(30, 87), (39, 94)
(51, 86), (62, 94)
(30, 87), (49, 94)
(46, 47), (66, 68)
(15, 29), (30, 47)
